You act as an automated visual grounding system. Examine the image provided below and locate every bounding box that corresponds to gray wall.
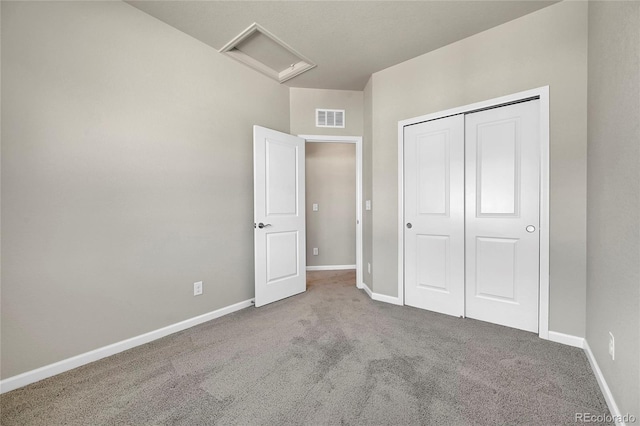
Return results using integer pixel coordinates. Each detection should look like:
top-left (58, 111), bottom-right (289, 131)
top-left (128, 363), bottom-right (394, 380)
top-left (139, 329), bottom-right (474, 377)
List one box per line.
top-left (1, 1), bottom-right (290, 379)
top-left (586, 1), bottom-right (640, 418)
top-left (290, 88), bottom-right (363, 136)
top-left (370, 1), bottom-right (589, 337)
top-left (363, 79), bottom-right (373, 287)
top-left (305, 143), bottom-right (356, 267)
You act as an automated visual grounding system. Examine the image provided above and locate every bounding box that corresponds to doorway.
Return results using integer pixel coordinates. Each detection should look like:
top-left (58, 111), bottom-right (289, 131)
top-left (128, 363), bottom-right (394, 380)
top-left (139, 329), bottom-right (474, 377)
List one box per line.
top-left (299, 135), bottom-right (363, 288)
top-left (397, 87), bottom-right (550, 337)
top-left (253, 129), bottom-right (363, 307)
top-left (305, 143), bottom-right (356, 269)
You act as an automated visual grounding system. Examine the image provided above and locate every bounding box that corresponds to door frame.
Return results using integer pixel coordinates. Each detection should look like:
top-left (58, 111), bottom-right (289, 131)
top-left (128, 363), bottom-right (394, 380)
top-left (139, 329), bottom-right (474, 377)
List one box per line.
top-left (396, 86), bottom-right (550, 339)
top-left (299, 134), bottom-right (364, 289)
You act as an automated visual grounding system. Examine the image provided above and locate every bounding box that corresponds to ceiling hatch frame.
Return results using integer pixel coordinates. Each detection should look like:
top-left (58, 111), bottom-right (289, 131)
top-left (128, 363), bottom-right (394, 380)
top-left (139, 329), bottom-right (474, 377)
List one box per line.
top-left (219, 23), bottom-right (316, 84)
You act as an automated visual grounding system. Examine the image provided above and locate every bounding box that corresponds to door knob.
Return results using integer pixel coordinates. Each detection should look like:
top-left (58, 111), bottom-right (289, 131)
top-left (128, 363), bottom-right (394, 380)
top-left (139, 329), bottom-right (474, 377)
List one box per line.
top-left (406, 223), bottom-right (412, 229)
top-left (258, 223), bottom-right (272, 229)
top-left (526, 225), bottom-right (536, 233)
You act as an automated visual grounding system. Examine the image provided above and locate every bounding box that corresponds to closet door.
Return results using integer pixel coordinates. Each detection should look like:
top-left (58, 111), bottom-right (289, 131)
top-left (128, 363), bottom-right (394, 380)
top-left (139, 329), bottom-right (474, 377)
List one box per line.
top-left (465, 100), bottom-right (540, 332)
top-left (404, 115), bottom-right (464, 317)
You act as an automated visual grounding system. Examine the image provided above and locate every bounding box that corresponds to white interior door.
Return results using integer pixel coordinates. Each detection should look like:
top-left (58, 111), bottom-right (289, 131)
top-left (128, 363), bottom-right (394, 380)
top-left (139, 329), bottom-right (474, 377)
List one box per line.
top-left (404, 115), bottom-right (465, 317)
top-left (465, 100), bottom-right (540, 332)
top-left (254, 125), bottom-right (306, 307)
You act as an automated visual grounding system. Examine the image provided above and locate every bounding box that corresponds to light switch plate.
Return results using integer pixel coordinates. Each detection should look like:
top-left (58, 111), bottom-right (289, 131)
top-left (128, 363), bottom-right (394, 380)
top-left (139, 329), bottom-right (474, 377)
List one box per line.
top-left (313, 203), bottom-right (319, 211)
top-left (366, 200), bottom-right (371, 211)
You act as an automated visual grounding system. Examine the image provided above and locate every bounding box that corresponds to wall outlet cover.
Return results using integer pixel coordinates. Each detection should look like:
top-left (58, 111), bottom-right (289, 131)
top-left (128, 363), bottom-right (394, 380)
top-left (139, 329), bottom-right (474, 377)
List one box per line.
top-left (194, 281), bottom-right (203, 296)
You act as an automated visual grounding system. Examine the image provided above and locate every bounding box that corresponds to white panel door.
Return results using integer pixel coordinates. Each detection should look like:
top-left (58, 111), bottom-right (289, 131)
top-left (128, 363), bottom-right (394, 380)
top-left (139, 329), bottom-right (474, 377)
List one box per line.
top-left (254, 125), bottom-right (306, 307)
top-left (404, 115), bottom-right (465, 317)
top-left (465, 100), bottom-right (540, 332)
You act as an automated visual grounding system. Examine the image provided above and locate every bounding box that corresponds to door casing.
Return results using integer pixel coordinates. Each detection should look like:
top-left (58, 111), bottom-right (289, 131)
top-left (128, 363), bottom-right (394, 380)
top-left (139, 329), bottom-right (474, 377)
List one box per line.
top-left (397, 86), bottom-right (550, 339)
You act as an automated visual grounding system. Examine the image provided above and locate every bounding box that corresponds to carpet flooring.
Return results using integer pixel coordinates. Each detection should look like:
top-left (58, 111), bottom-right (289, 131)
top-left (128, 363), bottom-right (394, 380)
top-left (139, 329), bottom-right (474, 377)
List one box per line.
top-left (1, 270), bottom-right (611, 425)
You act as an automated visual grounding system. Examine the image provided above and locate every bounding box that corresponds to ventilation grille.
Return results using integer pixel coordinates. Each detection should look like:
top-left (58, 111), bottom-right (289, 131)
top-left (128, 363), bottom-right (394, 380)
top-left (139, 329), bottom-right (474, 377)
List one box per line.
top-left (316, 109), bottom-right (345, 128)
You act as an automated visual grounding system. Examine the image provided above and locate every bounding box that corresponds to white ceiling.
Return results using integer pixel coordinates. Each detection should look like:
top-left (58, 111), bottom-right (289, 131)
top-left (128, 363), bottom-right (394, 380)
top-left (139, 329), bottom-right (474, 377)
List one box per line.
top-left (127, 1), bottom-right (558, 91)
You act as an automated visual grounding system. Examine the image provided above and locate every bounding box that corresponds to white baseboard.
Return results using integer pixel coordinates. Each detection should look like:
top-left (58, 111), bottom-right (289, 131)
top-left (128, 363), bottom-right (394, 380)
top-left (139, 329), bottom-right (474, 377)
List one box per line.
top-left (360, 282), bottom-right (403, 306)
top-left (548, 331), bottom-right (585, 348)
top-left (0, 298), bottom-right (254, 394)
top-left (372, 292), bottom-right (403, 306)
top-left (306, 265), bottom-right (356, 271)
top-left (361, 282), bottom-right (373, 298)
top-left (583, 340), bottom-right (626, 426)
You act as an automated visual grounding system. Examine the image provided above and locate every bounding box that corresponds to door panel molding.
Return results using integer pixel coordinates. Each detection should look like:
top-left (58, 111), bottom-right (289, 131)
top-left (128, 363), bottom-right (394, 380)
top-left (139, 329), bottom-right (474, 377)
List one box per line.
top-left (416, 130), bottom-right (450, 216)
top-left (397, 86), bottom-right (550, 339)
top-left (266, 139), bottom-right (299, 216)
top-left (476, 118), bottom-right (521, 217)
top-left (416, 234), bottom-right (450, 292)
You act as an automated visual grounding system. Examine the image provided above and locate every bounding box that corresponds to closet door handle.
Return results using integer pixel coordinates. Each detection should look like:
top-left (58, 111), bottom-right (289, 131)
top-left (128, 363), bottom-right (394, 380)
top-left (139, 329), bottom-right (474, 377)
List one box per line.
top-left (406, 223), bottom-right (412, 229)
top-left (526, 225), bottom-right (536, 233)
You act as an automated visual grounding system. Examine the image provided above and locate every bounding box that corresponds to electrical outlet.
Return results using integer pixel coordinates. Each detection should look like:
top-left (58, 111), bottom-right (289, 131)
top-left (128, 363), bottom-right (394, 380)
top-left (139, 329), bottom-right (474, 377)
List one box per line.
top-left (194, 281), bottom-right (203, 296)
top-left (313, 248), bottom-right (319, 256)
top-left (366, 200), bottom-right (371, 211)
top-left (608, 332), bottom-right (615, 360)
top-left (368, 262), bottom-right (371, 274)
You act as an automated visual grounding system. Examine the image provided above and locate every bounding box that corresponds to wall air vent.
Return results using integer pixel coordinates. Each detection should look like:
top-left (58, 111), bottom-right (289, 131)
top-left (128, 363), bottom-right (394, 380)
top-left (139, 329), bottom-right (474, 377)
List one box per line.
top-left (316, 109), bottom-right (345, 128)
top-left (219, 23), bottom-right (316, 84)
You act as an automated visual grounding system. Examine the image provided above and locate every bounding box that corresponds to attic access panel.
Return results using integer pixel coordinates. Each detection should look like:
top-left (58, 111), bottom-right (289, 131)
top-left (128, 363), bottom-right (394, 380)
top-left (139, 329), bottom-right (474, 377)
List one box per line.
top-left (220, 23), bottom-right (316, 84)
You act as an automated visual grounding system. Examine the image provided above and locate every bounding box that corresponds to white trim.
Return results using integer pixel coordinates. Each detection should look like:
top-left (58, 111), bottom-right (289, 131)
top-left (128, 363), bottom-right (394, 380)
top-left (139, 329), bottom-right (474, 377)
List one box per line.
top-left (359, 280), bottom-right (403, 307)
top-left (397, 119), bottom-right (405, 306)
top-left (0, 299), bottom-right (254, 394)
top-left (397, 87), bottom-right (546, 128)
top-left (547, 331), bottom-right (584, 348)
top-left (362, 282), bottom-right (373, 298)
top-left (538, 87), bottom-right (551, 340)
top-left (397, 86), bottom-right (551, 339)
top-left (299, 135), bottom-right (364, 290)
top-left (584, 341), bottom-right (626, 426)
top-left (372, 293), bottom-right (403, 306)
top-left (306, 264), bottom-right (356, 271)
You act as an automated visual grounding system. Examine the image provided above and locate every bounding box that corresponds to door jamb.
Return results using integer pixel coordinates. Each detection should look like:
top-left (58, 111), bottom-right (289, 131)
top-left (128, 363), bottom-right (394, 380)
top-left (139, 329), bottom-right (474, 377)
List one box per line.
top-left (396, 86), bottom-right (550, 340)
top-left (299, 135), bottom-right (364, 289)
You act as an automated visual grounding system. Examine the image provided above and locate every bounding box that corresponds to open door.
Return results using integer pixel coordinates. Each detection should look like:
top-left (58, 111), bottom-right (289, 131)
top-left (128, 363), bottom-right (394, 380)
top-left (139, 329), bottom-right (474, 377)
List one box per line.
top-left (253, 125), bottom-right (306, 307)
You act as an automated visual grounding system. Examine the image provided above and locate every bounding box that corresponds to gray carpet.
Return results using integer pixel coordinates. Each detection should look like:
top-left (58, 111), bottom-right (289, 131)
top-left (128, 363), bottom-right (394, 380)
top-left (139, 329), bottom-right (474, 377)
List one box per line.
top-left (1, 270), bottom-right (610, 425)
